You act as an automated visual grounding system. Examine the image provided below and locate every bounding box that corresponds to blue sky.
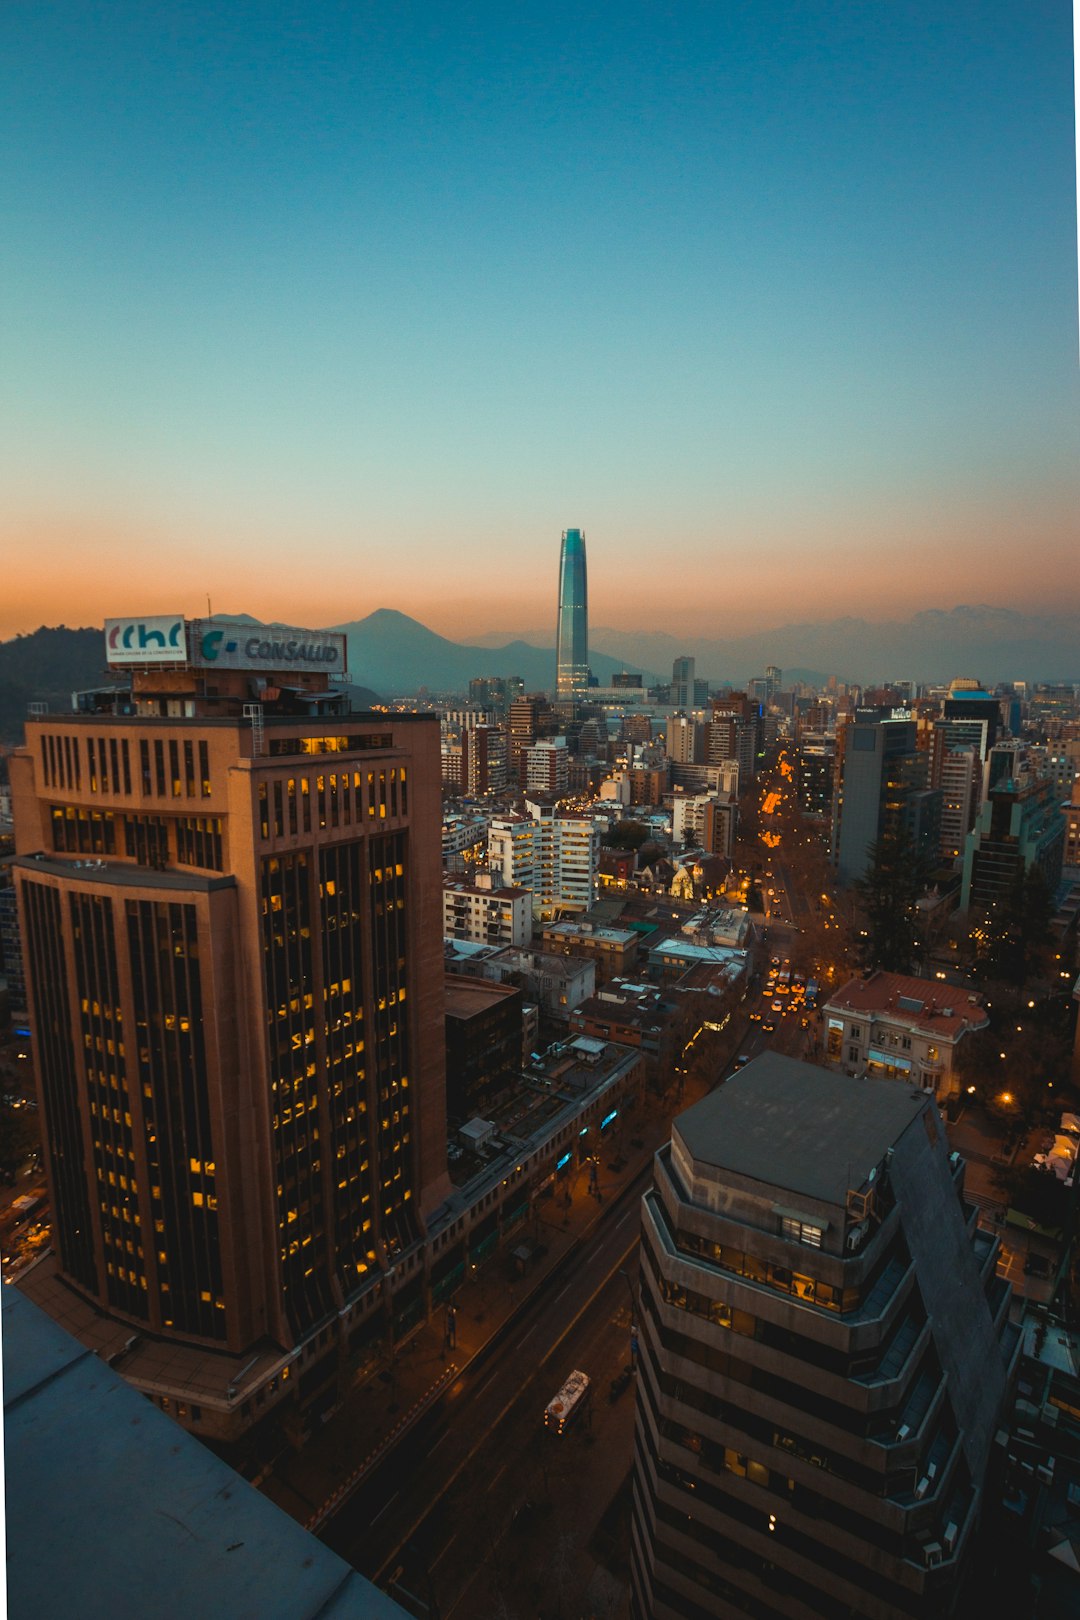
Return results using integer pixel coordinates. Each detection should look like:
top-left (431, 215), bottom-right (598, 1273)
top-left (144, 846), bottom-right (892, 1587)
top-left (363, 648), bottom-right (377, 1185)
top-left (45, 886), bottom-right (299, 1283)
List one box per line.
top-left (2, 1), bottom-right (1077, 640)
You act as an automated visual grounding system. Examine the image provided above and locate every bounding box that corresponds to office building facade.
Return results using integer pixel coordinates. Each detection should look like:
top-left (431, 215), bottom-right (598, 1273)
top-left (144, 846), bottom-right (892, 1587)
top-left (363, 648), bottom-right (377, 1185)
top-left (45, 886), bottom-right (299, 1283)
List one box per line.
top-left (555, 527), bottom-right (589, 702)
top-left (832, 712), bottom-right (939, 885)
top-left (631, 1055), bottom-right (1015, 1620)
top-left (10, 619), bottom-right (450, 1437)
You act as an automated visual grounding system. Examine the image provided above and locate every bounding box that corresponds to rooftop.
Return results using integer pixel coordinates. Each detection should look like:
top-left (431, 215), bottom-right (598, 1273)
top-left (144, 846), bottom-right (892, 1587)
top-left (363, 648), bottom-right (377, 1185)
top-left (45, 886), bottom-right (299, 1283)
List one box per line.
top-left (674, 1053), bottom-right (929, 1207)
top-left (824, 971), bottom-right (989, 1035)
top-left (3, 1288), bottom-right (405, 1620)
top-left (444, 975), bottom-right (521, 1020)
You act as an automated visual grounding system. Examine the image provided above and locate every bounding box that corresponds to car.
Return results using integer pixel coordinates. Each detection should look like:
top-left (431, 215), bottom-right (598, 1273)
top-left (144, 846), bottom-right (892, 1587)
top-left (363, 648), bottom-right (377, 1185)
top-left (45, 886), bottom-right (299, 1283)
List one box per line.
top-left (771, 1000), bottom-right (783, 1013)
top-left (761, 1020), bottom-right (775, 1033)
top-left (749, 1009), bottom-right (761, 1022)
top-left (770, 956), bottom-right (780, 968)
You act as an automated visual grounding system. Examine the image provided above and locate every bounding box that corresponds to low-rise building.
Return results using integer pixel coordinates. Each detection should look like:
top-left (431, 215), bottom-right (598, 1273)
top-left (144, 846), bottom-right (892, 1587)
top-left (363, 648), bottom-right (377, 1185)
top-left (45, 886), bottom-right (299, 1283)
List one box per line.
top-left (570, 980), bottom-right (679, 1091)
top-left (443, 870), bottom-right (531, 948)
top-left (821, 971), bottom-right (989, 1101)
top-left (540, 918), bottom-right (640, 984)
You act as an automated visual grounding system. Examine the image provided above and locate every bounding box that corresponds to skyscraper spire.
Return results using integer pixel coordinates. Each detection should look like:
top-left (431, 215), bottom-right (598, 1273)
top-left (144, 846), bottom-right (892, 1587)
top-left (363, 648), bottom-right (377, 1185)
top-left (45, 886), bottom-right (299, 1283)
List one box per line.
top-left (555, 527), bottom-right (588, 701)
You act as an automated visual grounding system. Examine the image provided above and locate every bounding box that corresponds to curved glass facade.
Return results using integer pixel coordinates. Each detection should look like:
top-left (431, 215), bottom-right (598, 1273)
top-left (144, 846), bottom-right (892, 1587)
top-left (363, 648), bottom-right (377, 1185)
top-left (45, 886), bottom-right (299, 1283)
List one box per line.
top-left (555, 527), bottom-right (589, 700)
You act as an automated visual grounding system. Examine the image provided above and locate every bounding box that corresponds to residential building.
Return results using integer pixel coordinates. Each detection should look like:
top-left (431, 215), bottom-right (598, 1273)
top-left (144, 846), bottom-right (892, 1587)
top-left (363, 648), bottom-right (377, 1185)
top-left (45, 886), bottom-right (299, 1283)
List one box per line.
top-left (570, 980), bottom-right (678, 1091)
top-left (631, 1055), bottom-right (1015, 1620)
top-left (555, 527), bottom-right (589, 702)
top-left (671, 791), bottom-right (737, 858)
top-left (821, 971), bottom-right (989, 1101)
top-left (540, 918), bottom-right (640, 984)
top-left (443, 869), bottom-right (531, 948)
top-left (708, 705), bottom-right (758, 783)
top-left (666, 714), bottom-right (706, 766)
top-left (525, 738), bottom-right (570, 795)
top-left (10, 616), bottom-right (450, 1440)
top-left (488, 798), bottom-right (598, 921)
top-left (441, 809), bottom-right (488, 871)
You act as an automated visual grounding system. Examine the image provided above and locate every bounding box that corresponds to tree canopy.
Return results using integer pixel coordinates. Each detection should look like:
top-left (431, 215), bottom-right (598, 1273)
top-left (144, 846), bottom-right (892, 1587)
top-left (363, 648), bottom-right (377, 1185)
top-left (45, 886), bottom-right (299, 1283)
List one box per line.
top-left (852, 826), bottom-right (934, 973)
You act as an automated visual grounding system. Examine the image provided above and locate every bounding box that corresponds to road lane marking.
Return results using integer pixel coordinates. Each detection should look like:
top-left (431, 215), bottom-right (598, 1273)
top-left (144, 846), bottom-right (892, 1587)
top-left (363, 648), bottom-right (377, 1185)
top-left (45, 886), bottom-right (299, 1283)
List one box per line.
top-left (371, 1490), bottom-right (400, 1526)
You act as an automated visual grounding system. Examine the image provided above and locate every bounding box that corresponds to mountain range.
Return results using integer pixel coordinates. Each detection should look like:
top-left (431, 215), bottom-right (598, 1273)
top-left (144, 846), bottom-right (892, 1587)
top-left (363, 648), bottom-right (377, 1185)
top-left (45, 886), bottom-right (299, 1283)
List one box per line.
top-left (475, 607), bottom-right (1080, 688)
top-left (2, 605), bottom-right (1076, 745)
top-left (333, 606), bottom-right (1079, 691)
top-left (327, 610), bottom-right (656, 692)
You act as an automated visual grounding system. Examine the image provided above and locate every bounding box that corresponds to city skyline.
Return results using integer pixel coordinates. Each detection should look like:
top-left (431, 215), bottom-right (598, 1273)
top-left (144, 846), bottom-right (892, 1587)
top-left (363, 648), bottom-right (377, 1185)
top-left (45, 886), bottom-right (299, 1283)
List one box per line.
top-left (3, 3), bottom-right (1078, 644)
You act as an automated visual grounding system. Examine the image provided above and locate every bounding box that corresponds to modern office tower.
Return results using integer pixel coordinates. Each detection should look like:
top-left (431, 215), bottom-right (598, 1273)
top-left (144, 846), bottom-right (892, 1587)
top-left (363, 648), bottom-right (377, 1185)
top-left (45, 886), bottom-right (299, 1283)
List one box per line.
top-left (9, 616), bottom-right (450, 1440)
top-left (765, 664), bottom-right (782, 701)
top-left (959, 748), bottom-right (1066, 914)
top-left (671, 658), bottom-right (696, 710)
top-left (555, 527), bottom-right (589, 702)
top-left (613, 672), bottom-right (644, 690)
top-left (832, 711), bottom-right (939, 885)
top-left (631, 1055), bottom-right (1014, 1620)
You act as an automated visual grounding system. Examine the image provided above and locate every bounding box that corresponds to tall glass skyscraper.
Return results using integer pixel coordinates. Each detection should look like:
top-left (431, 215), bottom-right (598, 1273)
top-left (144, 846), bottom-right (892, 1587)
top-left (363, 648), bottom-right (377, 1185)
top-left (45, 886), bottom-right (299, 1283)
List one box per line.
top-left (555, 527), bottom-right (589, 700)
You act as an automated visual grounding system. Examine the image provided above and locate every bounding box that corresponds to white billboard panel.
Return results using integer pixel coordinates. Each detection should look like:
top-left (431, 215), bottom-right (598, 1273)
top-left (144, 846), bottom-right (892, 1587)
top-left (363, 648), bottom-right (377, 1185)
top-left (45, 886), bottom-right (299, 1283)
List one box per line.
top-left (190, 620), bottom-right (347, 674)
top-left (105, 616), bottom-right (186, 665)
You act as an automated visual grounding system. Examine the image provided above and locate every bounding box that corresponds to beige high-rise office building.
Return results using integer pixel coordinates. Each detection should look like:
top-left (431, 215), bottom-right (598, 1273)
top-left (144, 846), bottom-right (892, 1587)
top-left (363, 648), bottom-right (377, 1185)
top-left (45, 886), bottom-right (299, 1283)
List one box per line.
top-left (10, 616), bottom-right (449, 1440)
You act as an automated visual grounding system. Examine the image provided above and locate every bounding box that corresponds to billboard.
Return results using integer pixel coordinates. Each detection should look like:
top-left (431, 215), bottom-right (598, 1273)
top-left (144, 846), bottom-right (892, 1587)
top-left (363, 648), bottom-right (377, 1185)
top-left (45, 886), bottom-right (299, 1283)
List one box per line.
top-left (105, 616), bottom-right (186, 665)
top-left (190, 620), bottom-right (347, 674)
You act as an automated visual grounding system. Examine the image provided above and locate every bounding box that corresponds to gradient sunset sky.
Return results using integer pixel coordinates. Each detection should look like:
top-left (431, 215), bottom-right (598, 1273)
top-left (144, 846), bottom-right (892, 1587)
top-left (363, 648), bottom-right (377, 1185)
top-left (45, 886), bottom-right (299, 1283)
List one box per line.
top-left (3, 2), bottom-right (1077, 644)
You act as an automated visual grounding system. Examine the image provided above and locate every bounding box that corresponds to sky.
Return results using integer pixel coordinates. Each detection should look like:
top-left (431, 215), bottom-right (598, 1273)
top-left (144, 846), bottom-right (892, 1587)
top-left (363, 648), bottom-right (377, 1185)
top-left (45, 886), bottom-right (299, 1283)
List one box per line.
top-left (2, 1), bottom-right (1077, 645)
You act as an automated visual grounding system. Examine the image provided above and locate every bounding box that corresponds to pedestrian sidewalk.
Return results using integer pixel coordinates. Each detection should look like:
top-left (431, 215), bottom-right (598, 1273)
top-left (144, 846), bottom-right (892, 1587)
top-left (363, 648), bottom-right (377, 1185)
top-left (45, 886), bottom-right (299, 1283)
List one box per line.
top-left (260, 1077), bottom-right (700, 1532)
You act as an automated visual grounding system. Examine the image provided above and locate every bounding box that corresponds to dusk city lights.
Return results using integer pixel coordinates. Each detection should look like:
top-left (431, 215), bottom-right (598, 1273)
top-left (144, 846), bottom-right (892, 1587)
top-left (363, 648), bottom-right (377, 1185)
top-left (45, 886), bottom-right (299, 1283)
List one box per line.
top-left (1, 5), bottom-right (1079, 1620)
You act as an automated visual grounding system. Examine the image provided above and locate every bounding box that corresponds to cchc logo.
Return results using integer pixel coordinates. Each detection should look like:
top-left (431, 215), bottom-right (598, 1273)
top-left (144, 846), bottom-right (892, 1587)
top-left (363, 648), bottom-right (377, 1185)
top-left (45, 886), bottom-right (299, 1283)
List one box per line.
top-left (105, 618), bottom-right (185, 661)
top-left (200, 629), bottom-right (238, 661)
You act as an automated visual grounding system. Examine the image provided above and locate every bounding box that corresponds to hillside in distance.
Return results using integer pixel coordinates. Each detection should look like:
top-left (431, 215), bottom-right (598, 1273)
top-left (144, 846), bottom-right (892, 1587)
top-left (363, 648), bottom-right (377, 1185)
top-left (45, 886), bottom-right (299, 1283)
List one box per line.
top-left (0, 625), bottom-right (381, 744)
top-left (0, 626), bottom-right (106, 743)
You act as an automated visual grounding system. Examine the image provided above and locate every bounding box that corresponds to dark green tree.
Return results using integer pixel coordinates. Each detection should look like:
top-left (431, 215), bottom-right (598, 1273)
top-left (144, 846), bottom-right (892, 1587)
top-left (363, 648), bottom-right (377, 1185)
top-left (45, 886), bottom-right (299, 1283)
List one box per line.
top-left (971, 866), bottom-right (1056, 990)
top-left (851, 826), bottom-right (934, 973)
top-left (604, 819), bottom-right (650, 852)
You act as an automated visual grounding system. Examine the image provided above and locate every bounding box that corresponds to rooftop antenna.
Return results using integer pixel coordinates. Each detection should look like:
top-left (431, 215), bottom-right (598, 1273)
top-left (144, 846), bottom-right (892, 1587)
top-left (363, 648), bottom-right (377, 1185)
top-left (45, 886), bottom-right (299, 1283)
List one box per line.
top-left (207, 593), bottom-right (212, 618)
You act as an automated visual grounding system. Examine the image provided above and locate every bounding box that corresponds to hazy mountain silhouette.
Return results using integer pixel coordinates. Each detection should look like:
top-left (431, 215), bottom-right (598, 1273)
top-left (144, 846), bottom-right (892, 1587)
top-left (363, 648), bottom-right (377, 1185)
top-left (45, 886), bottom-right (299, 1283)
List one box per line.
top-left (586, 606), bottom-right (1080, 686)
top-left (329, 609), bottom-right (656, 692)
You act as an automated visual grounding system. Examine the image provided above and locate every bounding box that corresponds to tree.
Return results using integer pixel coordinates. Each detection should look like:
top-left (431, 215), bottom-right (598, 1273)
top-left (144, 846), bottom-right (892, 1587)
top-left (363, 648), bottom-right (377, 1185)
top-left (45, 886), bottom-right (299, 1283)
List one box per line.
top-left (971, 866), bottom-right (1056, 991)
top-left (851, 827), bottom-right (934, 973)
top-left (604, 819), bottom-right (650, 852)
